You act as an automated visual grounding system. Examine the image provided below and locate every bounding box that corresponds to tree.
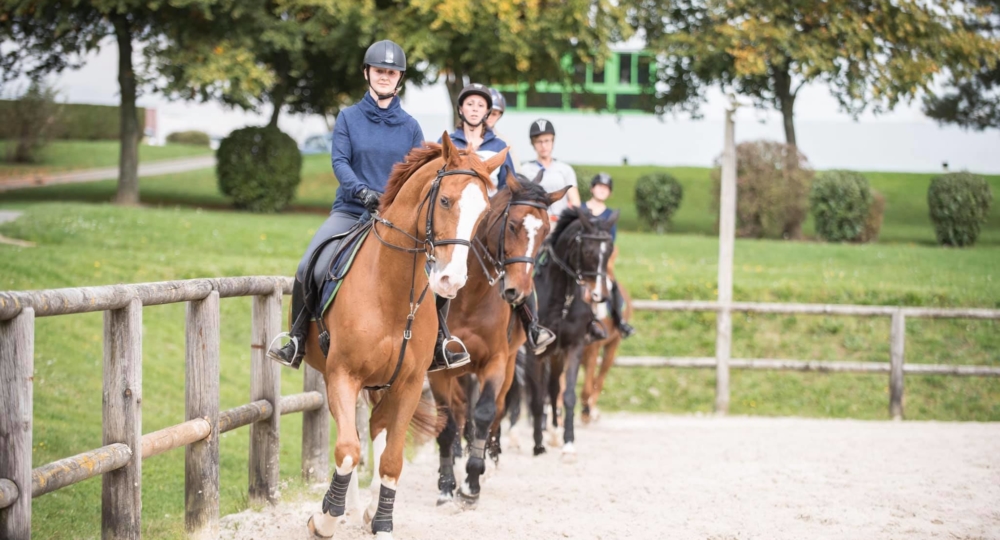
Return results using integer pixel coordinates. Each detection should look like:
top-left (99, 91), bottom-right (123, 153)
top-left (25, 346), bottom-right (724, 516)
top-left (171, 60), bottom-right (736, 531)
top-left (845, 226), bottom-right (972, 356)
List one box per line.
top-left (0, 0), bottom-right (230, 205)
top-left (393, 0), bottom-right (631, 126)
top-left (146, 0), bottom-right (386, 129)
top-left (923, 0), bottom-right (1000, 130)
top-left (629, 0), bottom-right (1000, 147)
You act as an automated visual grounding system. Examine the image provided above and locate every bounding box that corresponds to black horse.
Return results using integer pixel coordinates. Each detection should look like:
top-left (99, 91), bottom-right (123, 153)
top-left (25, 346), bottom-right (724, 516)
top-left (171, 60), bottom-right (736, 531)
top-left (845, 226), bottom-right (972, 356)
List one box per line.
top-left (515, 206), bottom-right (618, 458)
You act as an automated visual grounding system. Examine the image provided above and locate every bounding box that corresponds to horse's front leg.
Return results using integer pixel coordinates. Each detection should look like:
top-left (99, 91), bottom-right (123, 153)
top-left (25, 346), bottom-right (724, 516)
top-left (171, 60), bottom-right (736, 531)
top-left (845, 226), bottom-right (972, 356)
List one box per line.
top-left (561, 344), bottom-right (585, 461)
top-left (364, 375), bottom-right (426, 540)
top-left (580, 340), bottom-right (601, 424)
top-left (428, 372), bottom-right (458, 506)
top-left (308, 373), bottom-right (361, 538)
top-left (459, 353), bottom-right (506, 506)
top-left (525, 350), bottom-right (547, 456)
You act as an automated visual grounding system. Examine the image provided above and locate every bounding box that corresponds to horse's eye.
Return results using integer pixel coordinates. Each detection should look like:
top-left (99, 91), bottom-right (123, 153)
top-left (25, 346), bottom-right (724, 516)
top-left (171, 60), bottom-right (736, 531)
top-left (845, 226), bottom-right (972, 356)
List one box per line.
top-left (508, 222), bottom-right (517, 233)
top-left (440, 196), bottom-right (451, 209)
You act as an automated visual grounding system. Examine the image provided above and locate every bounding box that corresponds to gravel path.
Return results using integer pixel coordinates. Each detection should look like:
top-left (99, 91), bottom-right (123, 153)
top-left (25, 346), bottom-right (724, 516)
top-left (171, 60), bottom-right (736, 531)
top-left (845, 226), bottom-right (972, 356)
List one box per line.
top-left (0, 155), bottom-right (215, 192)
top-left (220, 413), bottom-right (1000, 540)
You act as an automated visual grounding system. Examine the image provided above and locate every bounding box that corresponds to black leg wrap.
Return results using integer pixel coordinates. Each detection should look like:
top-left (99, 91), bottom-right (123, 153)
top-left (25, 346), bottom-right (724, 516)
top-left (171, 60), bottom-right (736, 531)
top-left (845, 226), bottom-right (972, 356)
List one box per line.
top-left (371, 485), bottom-right (396, 534)
top-left (487, 433), bottom-right (502, 464)
top-left (465, 438), bottom-right (487, 495)
top-left (438, 457), bottom-right (456, 495)
top-left (321, 471), bottom-right (351, 517)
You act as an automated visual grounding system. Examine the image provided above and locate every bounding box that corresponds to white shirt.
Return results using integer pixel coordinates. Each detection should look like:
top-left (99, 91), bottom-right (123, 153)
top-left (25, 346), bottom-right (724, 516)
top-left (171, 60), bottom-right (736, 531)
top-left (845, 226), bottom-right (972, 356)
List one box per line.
top-left (521, 159), bottom-right (577, 219)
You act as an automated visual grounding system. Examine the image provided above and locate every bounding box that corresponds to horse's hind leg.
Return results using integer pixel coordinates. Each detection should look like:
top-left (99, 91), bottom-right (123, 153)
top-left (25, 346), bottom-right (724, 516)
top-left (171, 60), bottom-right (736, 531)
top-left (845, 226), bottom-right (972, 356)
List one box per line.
top-left (308, 372), bottom-right (361, 538)
top-left (546, 354), bottom-right (564, 448)
top-left (592, 336), bottom-right (621, 421)
top-left (580, 341), bottom-right (601, 424)
top-left (561, 345), bottom-right (584, 460)
top-left (459, 353), bottom-right (508, 505)
top-left (428, 373), bottom-right (457, 506)
top-left (525, 351), bottom-right (547, 456)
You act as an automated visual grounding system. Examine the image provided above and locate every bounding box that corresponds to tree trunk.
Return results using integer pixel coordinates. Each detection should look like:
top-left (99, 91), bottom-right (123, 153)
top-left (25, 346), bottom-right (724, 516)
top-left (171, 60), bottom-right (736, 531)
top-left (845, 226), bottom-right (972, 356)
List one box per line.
top-left (773, 65), bottom-right (797, 147)
top-left (268, 84), bottom-right (286, 129)
top-left (445, 69), bottom-right (466, 130)
top-left (113, 15), bottom-right (140, 206)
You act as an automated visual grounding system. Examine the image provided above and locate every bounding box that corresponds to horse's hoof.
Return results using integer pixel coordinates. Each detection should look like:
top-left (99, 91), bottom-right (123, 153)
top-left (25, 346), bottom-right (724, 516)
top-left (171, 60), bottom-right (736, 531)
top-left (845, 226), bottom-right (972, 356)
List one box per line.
top-left (592, 407), bottom-right (601, 422)
top-left (457, 489), bottom-right (479, 508)
top-left (533, 445), bottom-right (546, 456)
top-left (374, 532), bottom-right (394, 540)
top-left (436, 491), bottom-right (454, 506)
top-left (308, 513), bottom-right (343, 538)
top-left (363, 507), bottom-right (375, 526)
top-left (547, 430), bottom-right (562, 448)
top-left (562, 442), bottom-right (577, 463)
top-left (581, 413), bottom-right (591, 425)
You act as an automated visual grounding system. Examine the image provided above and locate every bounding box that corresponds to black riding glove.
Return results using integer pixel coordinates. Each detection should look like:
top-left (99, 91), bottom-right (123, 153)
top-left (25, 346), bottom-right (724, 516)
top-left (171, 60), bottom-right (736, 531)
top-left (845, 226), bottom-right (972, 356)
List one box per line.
top-left (356, 188), bottom-right (383, 213)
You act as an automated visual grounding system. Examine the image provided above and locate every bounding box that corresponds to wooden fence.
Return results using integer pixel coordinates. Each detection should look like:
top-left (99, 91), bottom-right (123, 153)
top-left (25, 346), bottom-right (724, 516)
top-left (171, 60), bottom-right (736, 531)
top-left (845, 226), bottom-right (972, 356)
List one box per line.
top-left (0, 276), bottom-right (333, 540)
top-left (616, 300), bottom-right (1000, 419)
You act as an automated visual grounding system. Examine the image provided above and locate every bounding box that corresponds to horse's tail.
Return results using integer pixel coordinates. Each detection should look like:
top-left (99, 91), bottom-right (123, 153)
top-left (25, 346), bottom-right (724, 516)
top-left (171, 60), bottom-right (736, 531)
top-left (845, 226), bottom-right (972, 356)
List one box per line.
top-left (364, 385), bottom-right (445, 445)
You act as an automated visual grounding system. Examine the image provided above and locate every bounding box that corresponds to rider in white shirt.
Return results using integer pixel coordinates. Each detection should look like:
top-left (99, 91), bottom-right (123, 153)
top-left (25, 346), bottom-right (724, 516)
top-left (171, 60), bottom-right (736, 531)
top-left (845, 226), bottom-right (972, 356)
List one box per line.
top-left (521, 118), bottom-right (581, 221)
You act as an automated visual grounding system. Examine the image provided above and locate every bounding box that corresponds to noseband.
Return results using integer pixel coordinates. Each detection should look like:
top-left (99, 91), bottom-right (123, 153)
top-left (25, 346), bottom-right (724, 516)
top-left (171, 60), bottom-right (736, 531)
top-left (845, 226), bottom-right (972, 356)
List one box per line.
top-left (472, 195), bottom-right (549, 288)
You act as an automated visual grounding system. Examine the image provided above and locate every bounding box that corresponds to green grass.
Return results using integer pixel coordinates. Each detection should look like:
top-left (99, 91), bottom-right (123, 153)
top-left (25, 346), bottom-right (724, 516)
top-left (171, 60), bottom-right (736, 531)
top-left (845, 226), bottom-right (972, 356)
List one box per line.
top-left (0, 140), bottom-right (213, 179)
top-left (5, 155), bottom-right (997, 247)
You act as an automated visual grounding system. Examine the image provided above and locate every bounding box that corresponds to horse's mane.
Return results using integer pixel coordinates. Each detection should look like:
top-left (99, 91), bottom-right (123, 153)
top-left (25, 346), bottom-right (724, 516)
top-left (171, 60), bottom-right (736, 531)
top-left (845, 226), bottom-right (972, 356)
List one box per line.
top-left (550, 205), bottom-right (584, 246)
top-left (381, 143), bottom-right (491, 209)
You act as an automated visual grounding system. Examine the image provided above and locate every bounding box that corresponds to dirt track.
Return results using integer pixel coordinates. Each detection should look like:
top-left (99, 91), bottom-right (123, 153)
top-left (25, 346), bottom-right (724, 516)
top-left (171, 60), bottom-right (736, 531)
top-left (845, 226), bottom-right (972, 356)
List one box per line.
top-left (221, 413), bottom-right (1000, 540)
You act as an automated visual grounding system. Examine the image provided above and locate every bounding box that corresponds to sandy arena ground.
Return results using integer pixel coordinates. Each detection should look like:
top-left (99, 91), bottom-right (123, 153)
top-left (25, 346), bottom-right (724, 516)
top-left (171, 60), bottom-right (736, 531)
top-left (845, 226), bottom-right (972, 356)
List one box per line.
top-left (220, 413), bottom-right (1000, 540)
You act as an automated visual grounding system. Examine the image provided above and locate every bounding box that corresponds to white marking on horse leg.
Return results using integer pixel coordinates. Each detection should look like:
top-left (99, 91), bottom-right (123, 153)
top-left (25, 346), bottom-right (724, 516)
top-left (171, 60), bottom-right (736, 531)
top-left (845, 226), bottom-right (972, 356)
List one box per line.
top-left (346, 461), bottom-right (361, 520)
top-left (522, 213), bottom-right (543, 274)
top-left (381, 475), bottom-right (398, 490)
top-left (336, 455), bottom-right (354, 475)
top-left (366, 429), bottom-right (387, 519)
top-left (430, 184), bottom-right (488, 297)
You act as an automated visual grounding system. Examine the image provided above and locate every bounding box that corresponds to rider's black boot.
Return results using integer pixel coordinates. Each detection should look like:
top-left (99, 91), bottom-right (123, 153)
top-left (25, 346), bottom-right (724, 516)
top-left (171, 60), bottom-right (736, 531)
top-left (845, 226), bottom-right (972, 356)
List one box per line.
top-left (515, 294), bottom-right (556, 355)
top-left (268, 279), bottom-right (309, 369)
top-left (428, 296), bottom-right (471, 372)
top-left (609, 280), bottom-right (636, 339)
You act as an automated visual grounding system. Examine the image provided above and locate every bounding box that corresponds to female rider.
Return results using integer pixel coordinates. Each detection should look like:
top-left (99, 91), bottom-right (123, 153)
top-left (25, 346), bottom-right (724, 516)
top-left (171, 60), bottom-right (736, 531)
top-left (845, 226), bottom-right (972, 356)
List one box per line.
top-left (268, 40), bottom-right (461, 372)
top-left (438, 84), bottom-right (555, 355)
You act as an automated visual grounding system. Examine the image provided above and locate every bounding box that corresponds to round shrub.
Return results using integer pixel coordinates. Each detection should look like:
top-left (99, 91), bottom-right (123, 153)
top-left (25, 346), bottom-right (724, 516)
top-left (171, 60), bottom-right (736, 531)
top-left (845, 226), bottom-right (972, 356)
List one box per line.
top-left (927, 172), bottom-right (993, 247)
top-left (166, 130), bottom-right (210, 147)
top-left (634, 172), bottom-right (684, 233)
top-left (216, 126), bottom-right (302, 213)
top-left (860, 190), bottom-right (885, 243)
top-left (711, 141), bottom-right (812, 239)
top-left (809, 170), bottom-right (874, 242)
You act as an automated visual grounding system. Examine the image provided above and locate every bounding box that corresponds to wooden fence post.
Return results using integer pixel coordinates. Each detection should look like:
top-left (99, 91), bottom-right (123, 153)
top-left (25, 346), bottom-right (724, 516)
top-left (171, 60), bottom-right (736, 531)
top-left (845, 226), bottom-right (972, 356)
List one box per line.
top-left (715, 102), bottom-right (738, 414)
top-left (249, 287), bottom-right (282, 504)
top-left (1, 308), bottom-right (34, 540)
top-left (185, 292), bottom-right (220, 538)
top-left (301, 365), bottom-right (329, 483)
top-left (890, 310), bottom-right (906, 420)
top-left (103, 298), bottom-right (142, 540)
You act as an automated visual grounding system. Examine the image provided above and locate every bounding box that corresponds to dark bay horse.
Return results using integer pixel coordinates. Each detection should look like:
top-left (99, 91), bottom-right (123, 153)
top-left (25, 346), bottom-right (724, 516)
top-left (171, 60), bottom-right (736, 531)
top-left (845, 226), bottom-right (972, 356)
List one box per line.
top-left (581, 248), bottom-right (634, 424)
top-left (306, 133), bottom-right (506, 539)
top-left (521, 207), bottom-right (618, 459)
top-left (429, 173), bottom-right (569, 506)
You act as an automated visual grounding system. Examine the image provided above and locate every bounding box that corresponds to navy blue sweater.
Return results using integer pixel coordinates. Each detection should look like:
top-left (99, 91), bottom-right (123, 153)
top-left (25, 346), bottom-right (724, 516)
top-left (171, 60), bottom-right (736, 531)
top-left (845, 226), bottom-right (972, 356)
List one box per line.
top-left (439, 128), bottom-right (514, 190)
top-left (331, 92), bottom-right (424, 216)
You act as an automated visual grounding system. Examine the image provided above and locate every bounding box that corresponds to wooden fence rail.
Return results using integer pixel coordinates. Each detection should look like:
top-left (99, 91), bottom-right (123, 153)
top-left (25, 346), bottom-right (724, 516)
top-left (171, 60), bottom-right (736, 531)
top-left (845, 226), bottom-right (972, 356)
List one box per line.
top-left (618, 300), bottom-right (1000, 420)
top-left (0, 276), bottom-right (340, 540)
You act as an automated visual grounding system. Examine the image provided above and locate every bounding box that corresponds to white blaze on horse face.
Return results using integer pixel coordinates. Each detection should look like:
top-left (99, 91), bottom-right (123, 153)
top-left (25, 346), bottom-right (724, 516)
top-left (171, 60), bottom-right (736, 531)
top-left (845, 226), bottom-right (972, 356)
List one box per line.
top-left (592, 241), bottom-right (608, 301)
top-left (430, 183), bottom-right (487, 298)
top-left (522, 213), bottom-right (543, 274)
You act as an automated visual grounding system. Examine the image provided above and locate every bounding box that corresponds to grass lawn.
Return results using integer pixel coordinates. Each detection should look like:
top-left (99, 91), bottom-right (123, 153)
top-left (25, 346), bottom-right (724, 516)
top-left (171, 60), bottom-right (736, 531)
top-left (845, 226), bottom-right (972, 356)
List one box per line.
top-left (1, 157), bottom-right (998, 537)
top-left (4, 154), bottom-right (997, 247)
top-left (0, 140), bottom-right (213, 180)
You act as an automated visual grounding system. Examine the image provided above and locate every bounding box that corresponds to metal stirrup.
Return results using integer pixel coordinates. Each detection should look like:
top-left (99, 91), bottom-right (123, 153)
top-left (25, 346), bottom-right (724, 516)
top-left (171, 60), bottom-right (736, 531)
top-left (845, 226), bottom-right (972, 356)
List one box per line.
top-left (441, 336), bottom-right (470, 367)
top-left (267, 332), bottom-right (299, 367)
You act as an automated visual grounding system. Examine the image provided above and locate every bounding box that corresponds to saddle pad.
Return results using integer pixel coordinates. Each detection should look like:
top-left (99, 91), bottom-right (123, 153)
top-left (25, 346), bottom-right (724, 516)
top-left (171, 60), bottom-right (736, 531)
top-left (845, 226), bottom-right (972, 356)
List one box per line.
top-left (316, 227), bottom-right (371, 318)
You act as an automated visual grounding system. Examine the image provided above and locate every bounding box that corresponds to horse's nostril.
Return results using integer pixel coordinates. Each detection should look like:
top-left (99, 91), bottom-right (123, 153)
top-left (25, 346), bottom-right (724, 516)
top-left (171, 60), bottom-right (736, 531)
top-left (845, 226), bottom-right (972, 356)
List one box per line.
top-left (502, 288), bottom-right (519, 303)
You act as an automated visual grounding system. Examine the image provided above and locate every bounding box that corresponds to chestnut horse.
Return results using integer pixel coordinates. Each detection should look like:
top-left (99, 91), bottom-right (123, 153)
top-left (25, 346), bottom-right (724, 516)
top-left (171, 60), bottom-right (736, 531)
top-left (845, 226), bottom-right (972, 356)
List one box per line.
top-left (429, 173), bottom-right (569, 506)
top-left (580, 249), bottom-right (634, 424)
top-left (306, 133), bottom-right (505, 539)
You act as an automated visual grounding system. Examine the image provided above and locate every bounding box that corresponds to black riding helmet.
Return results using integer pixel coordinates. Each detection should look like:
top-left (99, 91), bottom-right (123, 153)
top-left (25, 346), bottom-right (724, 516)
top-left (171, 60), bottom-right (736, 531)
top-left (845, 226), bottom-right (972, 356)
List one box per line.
top-left (362, 40), bottom-right (406, 100)
top-left (529, 118), bottom-right (555, 139)
top-left (591, 172), bottom-right (613, 191)
top-left (489, 87), bottom-right (506, 114)
top-left (457, 83), bottom-right (493, 128)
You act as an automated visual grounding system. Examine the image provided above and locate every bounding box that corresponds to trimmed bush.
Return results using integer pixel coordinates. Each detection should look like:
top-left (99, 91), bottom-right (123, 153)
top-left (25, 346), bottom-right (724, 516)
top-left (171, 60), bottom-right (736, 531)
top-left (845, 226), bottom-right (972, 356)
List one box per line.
top-left (634, 172), bottom-right (684, 233)
top-left (216, 126), bottom-right (302, 213)
top-left (861, 190), bottom-right (885, 243)
top-left (166, 130), bottom-right (210, 147)
top-left (711, 141), bottom-right (812, 239)
top-left (0, 100), bottom-right (143, 140)
top-left (1, 82), bottom-right (62, 163)
top-left (809, 170), bottom-right (874, 242)
top-left (927, 172), bottom-right (993, 247)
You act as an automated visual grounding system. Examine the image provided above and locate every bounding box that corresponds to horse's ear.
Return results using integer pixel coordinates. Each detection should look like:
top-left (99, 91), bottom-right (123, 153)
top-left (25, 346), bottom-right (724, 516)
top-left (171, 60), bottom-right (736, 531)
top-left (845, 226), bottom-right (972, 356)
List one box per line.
top-left (483, 147), bottom-right (509, 174)
top-left (547, 185), bottom-right (571, 206)
top-left (604, 209), bottom-right (621, 227)
top-left (441, 131), bottom-right (460, 167)
top-left (506, 170), bottom-right (522, 192)
top-left (578, 207), bottom-right (597, 232)
top-left (532, 170), bottom-right (544, 184)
